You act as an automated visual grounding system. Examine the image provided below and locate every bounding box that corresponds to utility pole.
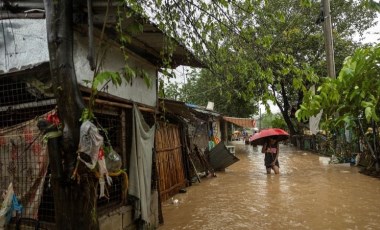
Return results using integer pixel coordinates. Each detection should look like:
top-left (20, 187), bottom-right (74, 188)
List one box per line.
top-left (322, 0), bottom-right (336, 78)
top-left (259, 107), bottom-right (261, 131)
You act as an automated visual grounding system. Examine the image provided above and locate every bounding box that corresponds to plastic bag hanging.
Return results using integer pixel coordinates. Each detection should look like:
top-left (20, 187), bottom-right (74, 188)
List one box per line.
top-left (0, 182), bottom-right (14, 229)
top-left (77, 120), bottom-right (112, 198)
top-left (97, 147), bottom-right (112, 198)
top-left (77, 120), bottom-right (103, 169)
top-left (105, 147), bottom-right (122, 173)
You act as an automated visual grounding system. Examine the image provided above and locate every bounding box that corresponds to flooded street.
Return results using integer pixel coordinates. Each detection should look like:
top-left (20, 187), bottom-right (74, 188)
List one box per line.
top-left (159, 142), bottom-right (380, 230)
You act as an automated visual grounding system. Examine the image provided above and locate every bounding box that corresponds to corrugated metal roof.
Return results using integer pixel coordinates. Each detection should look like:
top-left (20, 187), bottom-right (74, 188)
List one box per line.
top-left (185, 103), bottom-right (221, 117)
top-left (159, 99), bottom-right (201, 122)
top-left (160, 99), bottom-right (221, 122)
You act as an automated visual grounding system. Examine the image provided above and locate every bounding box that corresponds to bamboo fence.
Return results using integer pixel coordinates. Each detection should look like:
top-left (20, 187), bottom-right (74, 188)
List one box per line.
top-left (155, 122), bottom-right (186, 201)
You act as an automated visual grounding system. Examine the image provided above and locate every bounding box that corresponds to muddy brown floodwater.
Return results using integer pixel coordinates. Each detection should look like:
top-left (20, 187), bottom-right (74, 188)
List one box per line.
top-left (158, 142), bottom-right (380, 230)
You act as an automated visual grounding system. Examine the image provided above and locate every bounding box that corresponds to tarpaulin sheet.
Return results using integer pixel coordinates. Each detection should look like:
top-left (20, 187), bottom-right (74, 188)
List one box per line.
top-left (223, 117), bottom-right (256, 128)
top-left (128, 104), bottom-right (155, 223)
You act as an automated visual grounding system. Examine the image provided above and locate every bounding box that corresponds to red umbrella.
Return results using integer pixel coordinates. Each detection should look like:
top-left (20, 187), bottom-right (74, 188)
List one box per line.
top-left (250, 128), bottom-right (289, 146)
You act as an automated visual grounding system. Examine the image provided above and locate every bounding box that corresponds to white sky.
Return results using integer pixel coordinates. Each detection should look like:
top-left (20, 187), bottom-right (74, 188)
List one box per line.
top-left (357, 13), bottom-right (380, 44)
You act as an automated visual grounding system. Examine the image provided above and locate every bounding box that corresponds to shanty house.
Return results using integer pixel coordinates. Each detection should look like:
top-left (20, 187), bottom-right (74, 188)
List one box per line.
top-left (0, 1), bottom-right (201, 229)
top-left (156, 99), bottom-right (222, 201)
top-left (156, 99), bottom-right (241, 205)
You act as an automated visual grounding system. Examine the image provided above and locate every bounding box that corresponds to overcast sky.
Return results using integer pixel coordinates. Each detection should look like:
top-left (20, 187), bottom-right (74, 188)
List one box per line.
top-left (357, 13), bottom-right (380, 43)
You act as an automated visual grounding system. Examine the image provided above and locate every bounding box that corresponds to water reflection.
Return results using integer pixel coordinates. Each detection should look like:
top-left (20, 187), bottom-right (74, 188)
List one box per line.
top-left (159, 142), bottom-right (380, 230)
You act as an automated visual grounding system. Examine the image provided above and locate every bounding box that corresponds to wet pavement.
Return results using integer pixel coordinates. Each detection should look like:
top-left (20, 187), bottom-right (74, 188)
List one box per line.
top-left (158, 141), bottom-right (380, 230)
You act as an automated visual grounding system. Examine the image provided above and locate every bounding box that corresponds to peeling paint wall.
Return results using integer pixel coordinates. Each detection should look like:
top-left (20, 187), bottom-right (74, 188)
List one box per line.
top-left (0, 19), bottom-right (49, 74)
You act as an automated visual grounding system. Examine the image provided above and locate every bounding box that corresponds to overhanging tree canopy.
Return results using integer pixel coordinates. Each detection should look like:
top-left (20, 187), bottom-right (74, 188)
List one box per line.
top-left (137, 0), bottom-right (377, 134)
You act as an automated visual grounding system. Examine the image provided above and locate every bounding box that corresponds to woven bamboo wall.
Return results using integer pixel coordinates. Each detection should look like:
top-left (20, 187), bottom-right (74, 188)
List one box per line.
top-left (155, 122), bottom-right (186, 201)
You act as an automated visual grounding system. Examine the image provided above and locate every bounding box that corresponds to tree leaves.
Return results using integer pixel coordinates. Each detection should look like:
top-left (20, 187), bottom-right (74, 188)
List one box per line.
top-left (93, 71), bottom-right (122, 90)
top-left (124, 0), bottom-right (377, 133)
top-left (364, 0), bottom-right (380, 11)
top-left (300, 0), bottom-right (312, 8)
top-left (296, 44), bottom-right (380, 125)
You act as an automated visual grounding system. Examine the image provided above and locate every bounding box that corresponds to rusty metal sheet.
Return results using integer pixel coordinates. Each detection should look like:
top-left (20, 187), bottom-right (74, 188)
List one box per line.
top-left (208, 142), bottom-right (239, 171)
top-left (159, 99), bottom-right (201, 122)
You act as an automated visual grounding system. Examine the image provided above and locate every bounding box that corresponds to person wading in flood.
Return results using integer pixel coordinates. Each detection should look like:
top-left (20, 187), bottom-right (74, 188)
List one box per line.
top-left (262, 137), bottom-right (280, 174)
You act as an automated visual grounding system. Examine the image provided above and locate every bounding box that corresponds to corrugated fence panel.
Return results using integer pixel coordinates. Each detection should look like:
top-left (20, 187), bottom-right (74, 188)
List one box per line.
top-left (208, 142), bottom-right (240, 171)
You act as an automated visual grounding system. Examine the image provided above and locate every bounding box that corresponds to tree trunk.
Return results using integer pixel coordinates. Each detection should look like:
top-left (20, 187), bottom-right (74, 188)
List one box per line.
top-left (44, 0), bottom-right (99, 229)
top-left (273, 82), bottom-right (298, 135)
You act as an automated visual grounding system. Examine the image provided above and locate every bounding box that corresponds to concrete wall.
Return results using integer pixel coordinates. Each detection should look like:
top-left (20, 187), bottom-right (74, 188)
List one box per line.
top-left (99, 191), bottom-right (159, 230)
top-left (73, 32), bottom-right (158, 107)
top-left (99, 206), bottom-right (135, 230)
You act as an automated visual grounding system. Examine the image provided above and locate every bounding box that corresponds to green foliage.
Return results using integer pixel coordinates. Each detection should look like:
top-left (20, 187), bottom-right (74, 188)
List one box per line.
top-left (162, 81), bottom-right (182, 100)
top-left (81, 69), bottom-right (138, 122)
top-left (296, 45), bottom-right (380, 127)
top-left (300, 0), bottom-right (312, 8)
top-left (163, 68), bottom-right (258, 117)
top-left (81, 71), bottom-right (122, 121)
top-left (365, 0), bottom-right (380, 11)
top-left (80, 108), bottom-right (91, 122)
top-left (93, 71), bottom-right (122, 89)
top-left (260, 113), bottom-right (288, 130)
top-left (123, 65), bottom-right (136, 82)
top-left (272, 114), bottom-right (288, 130)
top-left (141, 69), bottom-right (152, 88)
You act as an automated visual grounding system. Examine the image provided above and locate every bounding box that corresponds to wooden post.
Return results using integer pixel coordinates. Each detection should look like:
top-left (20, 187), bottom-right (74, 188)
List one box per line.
top-left (121, 109), bottom-right (127, 169)
top-left (323, 0), bottom-right (336, 78)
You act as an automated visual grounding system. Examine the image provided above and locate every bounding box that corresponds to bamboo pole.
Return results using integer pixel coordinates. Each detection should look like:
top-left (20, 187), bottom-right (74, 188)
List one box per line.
top-left (82, 96), bottom-right (155, 113)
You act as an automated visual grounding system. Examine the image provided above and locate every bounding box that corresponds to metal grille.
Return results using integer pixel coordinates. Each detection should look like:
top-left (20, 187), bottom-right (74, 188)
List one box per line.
top-left (94, 111), bottom-right (124, 212)
top-left (0, 74), bottom-right (132, 224)
top-left (0, 76), bottom-right (56, 127)
top-left (37, 173), bottom-right (54, 223)
top-left (0, 74), bottom-right (55, 222)
top-left (38, 108), bottom-right (127, 222)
